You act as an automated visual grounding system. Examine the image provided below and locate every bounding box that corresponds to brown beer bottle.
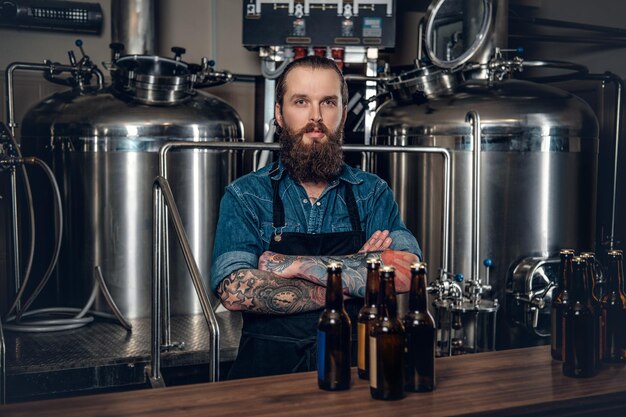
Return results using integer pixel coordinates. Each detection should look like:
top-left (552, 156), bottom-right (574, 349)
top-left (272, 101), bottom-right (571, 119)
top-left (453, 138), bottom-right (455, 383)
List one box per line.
top-left (551, 249), bottom-right (574, 360)
top-left (317, 262), bottom-right (351, 390)
top-left (357, 258), bottom-right (380, 379)
top-left (580, 252), bottom-right (603, 365)
top-left (562, 257), bottom-right (599, 378)
top-left (370, 266), bottom-right (405, 400)
top-left (601, 249), bottom-right (626, 362)
top-left (404, 262), bottom-right (436, 392)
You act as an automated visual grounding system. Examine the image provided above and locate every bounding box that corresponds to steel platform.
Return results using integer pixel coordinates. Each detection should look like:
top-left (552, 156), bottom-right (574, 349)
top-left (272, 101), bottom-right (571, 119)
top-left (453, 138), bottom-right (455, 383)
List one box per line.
top-left (4, 312), bottom-right (242, 403)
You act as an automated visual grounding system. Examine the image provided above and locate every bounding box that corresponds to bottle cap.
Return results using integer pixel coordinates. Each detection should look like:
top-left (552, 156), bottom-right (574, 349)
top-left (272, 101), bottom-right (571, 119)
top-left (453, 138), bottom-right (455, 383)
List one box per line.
top-left (559, 249), bottom-right (575, 255)
top-left (366, 257), bottom-right (381, 268)
top-left (327, 262), bottom-right (342, 272)
top-left (381, 265), bottom-right (395, 274)
top-left (410, 262), bottom-right (428, 273)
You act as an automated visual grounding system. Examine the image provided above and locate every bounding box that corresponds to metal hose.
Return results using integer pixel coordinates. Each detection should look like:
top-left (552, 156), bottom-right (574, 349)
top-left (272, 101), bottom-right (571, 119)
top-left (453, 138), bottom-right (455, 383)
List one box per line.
top-left (11, 157), bottom-right (63, 319)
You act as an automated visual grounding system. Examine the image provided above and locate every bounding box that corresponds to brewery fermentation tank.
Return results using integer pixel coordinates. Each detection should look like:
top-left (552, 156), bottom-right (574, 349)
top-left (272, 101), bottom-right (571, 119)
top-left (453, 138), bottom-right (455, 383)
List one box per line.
top-left (20, 54), bottom-right (244, 318)
top-left (373, 78), bottom-right (598, 346)
top-left (372, 0), bottom-right (599, 348)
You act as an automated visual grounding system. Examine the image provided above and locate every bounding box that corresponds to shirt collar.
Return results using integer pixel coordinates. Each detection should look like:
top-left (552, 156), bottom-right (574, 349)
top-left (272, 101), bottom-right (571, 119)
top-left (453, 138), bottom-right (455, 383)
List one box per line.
top-left (270, 159), bottom-right (363, 185)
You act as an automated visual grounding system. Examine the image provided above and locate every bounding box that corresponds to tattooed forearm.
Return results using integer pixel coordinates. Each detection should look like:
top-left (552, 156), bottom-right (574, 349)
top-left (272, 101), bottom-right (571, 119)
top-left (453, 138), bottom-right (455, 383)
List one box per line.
top-left (217, 269), bottom-right (325, 314)
top-left (258, 251), bottom-right (382, 298)
top-left (258, 250), bottom-right (419, 296)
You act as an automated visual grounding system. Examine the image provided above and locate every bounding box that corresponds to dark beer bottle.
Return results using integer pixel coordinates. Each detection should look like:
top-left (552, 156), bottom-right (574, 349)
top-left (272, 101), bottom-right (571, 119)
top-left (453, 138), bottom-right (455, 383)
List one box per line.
top-left (370, 266), bottom-right (405, 400)
top-left (562, 257), bottom-right (599, 378)
top-left (580, 252), bottom-right (603, 365)
top-left (551, 249), bottom-right (574, 360)
top-left (404, 262), bottom-right (436, 392)
top-left (357, 258), bottom-right (380, 379)
top-left (317, 262), bottom-right (351, 390)
top-left (601, 249), bottom-right (626, 362)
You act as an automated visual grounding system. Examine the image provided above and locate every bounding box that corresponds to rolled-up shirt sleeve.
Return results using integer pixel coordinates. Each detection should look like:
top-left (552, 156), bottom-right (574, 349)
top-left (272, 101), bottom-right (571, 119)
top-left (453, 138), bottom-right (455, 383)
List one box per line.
top-left (210, 186), bottom-right (262, 293)
top-left (367, 178), bottom-right (423, 260)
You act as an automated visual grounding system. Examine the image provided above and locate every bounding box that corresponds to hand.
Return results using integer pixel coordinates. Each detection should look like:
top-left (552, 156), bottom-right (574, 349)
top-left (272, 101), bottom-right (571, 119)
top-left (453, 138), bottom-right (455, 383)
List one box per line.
top-left (381, 249), bottom-right (419, 293)
top-left (359, 230), bottom-right (392, 253)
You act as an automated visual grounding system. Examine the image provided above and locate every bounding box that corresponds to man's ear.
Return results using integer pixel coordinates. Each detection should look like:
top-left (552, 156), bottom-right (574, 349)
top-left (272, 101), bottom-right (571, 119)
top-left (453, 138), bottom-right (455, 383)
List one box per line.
top-left (275, 103), bottom-right (284, 128)
top-left (341, 105), bottom-right (348, 127)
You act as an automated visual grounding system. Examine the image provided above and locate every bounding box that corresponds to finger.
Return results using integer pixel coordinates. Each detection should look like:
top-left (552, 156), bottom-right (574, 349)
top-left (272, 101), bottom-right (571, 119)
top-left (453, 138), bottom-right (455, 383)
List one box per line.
top-left (381, 236), bottom-right (392, 249)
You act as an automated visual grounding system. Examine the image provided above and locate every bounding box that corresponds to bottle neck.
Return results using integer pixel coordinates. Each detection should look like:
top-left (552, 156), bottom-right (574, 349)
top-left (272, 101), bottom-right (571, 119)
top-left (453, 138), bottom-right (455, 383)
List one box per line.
top-left (409, 271), bottom-right (428, 312)
top-left (583, 261), bottom-right (596, 304)
top-left (569, 263), bottom-right (587, 303)
top-left (606, 256), bottom-right (624, 294)
top-left (377, 275), bottom-right (398, 318)
top-left (364, 267), bottom-right (380, 307)
top-left (326, 271), bottom-right (344, 310)
top-left (558, 256), bottom-right (573, 294)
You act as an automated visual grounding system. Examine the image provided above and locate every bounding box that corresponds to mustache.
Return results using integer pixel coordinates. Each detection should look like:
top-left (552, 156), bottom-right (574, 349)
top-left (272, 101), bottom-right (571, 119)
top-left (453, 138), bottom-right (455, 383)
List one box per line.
top-left (295, 122), bottom-right (331, 138)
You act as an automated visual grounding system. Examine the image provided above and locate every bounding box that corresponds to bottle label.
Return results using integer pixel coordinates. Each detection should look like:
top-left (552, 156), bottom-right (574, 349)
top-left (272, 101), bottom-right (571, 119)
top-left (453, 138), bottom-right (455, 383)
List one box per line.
top-left (358, 323), bottom-right (366, 371)
top-left (369, 335), bottom-right (377, 389)
top-left (317, 330), bottom-right (326, 380)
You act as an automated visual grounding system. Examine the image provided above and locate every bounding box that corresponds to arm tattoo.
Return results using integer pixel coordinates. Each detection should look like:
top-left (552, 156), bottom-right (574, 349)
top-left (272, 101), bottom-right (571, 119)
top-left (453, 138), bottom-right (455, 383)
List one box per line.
top-left (261, 251), bottom-right (382, 298)
top-left (217, 269), bottom-right (325, 314)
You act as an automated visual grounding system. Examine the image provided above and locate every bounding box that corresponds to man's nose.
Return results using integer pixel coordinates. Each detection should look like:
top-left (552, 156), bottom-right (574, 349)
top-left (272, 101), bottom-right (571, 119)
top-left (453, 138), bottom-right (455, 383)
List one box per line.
top-left (309, 105), bottom-right (322, 122)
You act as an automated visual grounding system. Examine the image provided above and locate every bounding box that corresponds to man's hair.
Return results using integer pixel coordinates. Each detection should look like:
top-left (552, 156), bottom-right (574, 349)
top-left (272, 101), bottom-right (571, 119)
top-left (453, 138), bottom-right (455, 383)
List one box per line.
top-left (274, 55), bottom-right (349, 109)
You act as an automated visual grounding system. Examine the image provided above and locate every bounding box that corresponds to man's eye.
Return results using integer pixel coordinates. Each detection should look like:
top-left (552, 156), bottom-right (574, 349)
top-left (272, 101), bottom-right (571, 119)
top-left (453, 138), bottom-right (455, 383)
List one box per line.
top-left (323, 100), bottom-right (337, 106)
top-left (294, 99), bottom-right (306, 105)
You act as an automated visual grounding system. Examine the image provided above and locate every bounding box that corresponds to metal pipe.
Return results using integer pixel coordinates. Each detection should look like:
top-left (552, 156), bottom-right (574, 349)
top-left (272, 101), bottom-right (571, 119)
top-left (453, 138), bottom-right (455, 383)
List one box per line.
top-left (608, 75), bottom-right (622, 250)
top-left (586, 73), bottom-right (623, 250)
top-left (509, 34), bottom-right (626, 46)
top-left (10, 168), bottom-right (21, 315)
top-left (162, 209), bottom-right (171, 347)
top-left (151, 186), bottom-right (163, 383)
top-left (111, 0), bottom-right (156, 55)
top-left (151, 141), bottom-right (452, 382)
top-left (158, 141), bottom-right (451, 275)
top-left (417, 17), bottom-right (425, 63)
top-left (6, 62), bottom-right (53, 136)
top-left (153, 176), bottom-right (221, 382)
top-left (466, 111), bottom-right (482, 283)
top-left (510, 16), bottom-right (626, 37)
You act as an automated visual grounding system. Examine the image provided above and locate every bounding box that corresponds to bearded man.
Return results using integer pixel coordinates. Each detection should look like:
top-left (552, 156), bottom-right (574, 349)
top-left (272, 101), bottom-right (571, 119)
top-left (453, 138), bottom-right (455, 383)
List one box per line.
top-left (211, 55), bottom-right (421, 379)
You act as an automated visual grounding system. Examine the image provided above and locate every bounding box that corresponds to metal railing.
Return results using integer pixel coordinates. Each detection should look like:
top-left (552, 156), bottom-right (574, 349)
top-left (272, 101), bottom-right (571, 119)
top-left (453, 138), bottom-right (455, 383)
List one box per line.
top-left (149, 141), bottom-right (452, 385)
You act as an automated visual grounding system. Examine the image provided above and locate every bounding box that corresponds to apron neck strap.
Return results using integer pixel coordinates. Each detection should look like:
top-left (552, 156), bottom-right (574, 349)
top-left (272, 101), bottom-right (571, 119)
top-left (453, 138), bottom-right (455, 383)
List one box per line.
top-left (271, 164), bottom-right (362, 232)
top-left (270, 162), bottom-right (285, 228)
top-left (343, 182), bottom-right (361, 232)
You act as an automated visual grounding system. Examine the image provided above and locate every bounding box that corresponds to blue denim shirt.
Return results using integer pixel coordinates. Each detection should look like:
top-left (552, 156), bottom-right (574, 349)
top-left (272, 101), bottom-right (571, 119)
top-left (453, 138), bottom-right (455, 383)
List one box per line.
top-left (210, 161), bottom-right (421, 292)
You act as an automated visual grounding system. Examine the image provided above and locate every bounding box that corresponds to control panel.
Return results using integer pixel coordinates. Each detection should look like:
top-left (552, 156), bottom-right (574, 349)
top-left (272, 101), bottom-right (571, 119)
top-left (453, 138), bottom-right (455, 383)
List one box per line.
top-left (243, 0), bottom-right (396, 49)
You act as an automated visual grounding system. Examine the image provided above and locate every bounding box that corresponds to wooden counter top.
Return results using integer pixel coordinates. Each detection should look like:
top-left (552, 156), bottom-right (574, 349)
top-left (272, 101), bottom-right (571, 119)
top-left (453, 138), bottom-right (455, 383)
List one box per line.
top-left (2, 345), bottom-right (626, 417)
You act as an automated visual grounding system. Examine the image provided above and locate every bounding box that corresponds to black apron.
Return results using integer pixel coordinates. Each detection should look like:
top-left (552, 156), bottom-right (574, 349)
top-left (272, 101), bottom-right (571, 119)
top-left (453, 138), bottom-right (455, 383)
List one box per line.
top-left (227, 164), bottom-right (366, 379)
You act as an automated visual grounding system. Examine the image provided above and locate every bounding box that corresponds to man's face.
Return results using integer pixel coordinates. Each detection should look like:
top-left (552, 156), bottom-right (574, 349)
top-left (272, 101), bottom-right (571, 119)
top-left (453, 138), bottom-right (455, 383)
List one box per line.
top-left (275, 66), bottom-right (346, 144)
top-left (275, 66), bottom-right (346, 183)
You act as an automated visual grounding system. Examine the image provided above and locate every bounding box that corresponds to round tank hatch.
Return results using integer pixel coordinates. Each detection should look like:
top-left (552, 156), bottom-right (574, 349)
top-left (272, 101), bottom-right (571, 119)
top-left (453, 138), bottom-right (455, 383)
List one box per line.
top-left (111, 55), bottom-right (193, 105)
top-left (424, 0), bottom-right (495, 69)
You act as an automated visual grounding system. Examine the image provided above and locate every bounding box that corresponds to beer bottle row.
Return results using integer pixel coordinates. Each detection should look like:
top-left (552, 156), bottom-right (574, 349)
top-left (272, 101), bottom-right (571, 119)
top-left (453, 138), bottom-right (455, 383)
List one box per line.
top-left (550, 249), bottom-right (626, 378)
top-left (317, 259), bottom-right (436, 401)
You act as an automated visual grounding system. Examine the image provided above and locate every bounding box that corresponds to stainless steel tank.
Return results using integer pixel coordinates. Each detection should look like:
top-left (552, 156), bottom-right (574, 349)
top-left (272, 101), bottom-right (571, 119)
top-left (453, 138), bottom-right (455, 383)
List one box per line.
top-left (20, 54), bottom-right (244, 318)
top-left (373, 78), bottom-right (599, 346)
top-left (372, 0), bottom-right (599, 348)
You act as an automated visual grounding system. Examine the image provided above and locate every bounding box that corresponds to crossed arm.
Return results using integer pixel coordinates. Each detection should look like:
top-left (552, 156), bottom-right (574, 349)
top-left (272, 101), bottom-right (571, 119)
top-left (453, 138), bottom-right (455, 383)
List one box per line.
top-left (217, 230), bottom-right (418, 314)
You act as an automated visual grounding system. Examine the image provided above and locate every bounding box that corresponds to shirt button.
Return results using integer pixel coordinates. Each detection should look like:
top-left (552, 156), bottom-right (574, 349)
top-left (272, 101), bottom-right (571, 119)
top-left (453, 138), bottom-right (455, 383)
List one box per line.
top-left (316, 202), bottom-right (321, 206)
top-left (303, 199), bottom-right (308, 204)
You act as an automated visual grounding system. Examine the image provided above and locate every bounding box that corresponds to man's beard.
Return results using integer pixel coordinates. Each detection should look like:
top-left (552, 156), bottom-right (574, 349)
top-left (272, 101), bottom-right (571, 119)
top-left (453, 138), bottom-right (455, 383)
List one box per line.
top-left (279, 121), bottom-right (344, 183)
